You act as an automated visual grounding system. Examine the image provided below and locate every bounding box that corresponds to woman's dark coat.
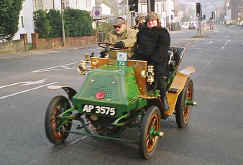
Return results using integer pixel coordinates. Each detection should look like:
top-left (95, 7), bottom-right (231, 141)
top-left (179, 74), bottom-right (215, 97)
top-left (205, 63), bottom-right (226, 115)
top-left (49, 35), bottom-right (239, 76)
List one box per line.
top-left (132, 25), bottom-right (171, 76)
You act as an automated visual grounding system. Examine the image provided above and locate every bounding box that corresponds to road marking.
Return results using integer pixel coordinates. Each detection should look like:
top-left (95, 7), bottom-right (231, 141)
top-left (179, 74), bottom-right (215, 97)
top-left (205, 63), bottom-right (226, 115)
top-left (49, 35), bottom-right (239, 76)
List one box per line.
top-left (32, 62), bottom-right (76, 73)
top-left (0, 79), bottom-right (46, 89)
top-left (24, 159), bottom-right (38, 165)
top-left (0, 82), bottom-right (58, 100)
top-left (0, 82), bottom-right (23, 89)
top-left (221, 40), bottom-right (231, 49)
top-left (191, 47), bottom-right (202, 50)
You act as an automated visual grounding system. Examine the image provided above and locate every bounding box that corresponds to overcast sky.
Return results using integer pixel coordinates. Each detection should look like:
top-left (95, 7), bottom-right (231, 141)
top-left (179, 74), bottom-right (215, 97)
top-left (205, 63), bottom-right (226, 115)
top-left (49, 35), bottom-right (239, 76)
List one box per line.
top-left (178, 0), bottom-right (225, 16)
top-left (178, 0), bottom-right (224, 8)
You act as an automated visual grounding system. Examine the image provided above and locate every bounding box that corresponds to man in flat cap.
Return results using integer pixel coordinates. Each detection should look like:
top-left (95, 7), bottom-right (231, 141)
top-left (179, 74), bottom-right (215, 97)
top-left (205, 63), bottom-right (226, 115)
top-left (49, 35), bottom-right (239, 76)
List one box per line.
top-left (132, 12), bottom-right (171, 112)
top-left (100, 17), bottom-right (137, 58)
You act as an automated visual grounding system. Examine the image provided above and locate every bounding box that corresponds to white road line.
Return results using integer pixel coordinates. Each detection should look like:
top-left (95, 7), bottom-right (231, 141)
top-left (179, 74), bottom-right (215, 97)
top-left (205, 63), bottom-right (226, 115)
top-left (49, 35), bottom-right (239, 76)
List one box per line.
top-left (21, 79), bottom-right (46, 86)
top-left (0, 82), bottom-right (23, 89)
top-left (0, 82), bottom-right (58, 100)
top-left (32, 62), bottom-right (76, 73)
top-left (221, 40), bottom-right (231, 49)
top-left (0, 79), bottom-right (46, 89)
top-left (209, 41), bottom-right (213, 44)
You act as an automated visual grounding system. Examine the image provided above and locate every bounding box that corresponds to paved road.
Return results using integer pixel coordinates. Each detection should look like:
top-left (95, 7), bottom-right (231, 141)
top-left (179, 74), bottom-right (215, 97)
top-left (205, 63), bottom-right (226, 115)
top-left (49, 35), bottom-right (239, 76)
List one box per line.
top-left (0, 26), bottom-right (242, 165)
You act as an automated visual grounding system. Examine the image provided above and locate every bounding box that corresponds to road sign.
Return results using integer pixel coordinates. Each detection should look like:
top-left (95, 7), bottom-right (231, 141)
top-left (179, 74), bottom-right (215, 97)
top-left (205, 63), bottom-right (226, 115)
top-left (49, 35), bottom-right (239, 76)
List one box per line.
top-left (92, 6), bottom-right (102, 20)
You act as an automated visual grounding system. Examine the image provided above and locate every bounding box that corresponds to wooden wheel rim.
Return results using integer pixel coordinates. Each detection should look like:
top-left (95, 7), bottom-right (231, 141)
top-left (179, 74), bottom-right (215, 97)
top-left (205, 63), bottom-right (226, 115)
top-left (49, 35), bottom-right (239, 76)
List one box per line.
top-left (50, 105), bottom-right (65, 139)
top-left (184, 81), bottom-right (193, 123)
top-left (145, 113), bottom-right (160, 153)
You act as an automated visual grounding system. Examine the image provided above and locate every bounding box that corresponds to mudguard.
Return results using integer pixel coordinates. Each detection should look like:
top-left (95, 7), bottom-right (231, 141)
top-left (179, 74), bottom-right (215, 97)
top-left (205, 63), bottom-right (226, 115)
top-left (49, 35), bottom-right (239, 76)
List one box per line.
top-left (165, 66), bottom-right (195, 116)
top-left (48, 85), bottom-right (77, 100)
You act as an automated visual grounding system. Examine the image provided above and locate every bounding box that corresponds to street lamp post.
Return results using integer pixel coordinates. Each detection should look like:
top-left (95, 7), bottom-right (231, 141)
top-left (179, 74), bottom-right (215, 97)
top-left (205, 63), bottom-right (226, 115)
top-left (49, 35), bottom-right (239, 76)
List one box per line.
top-left (61, 0), bottom-right (66, 46)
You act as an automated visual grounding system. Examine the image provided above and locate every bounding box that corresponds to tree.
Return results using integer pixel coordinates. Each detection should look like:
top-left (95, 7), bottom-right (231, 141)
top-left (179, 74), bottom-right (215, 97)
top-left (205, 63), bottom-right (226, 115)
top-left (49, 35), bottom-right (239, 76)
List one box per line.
top-left (33, 10), bottom-right (50, 38)
top-left (64, 9), bottom-right (93, 37)
top-left (33, 9), bottom-right (94, 38)
top-left (0, 0), bottom-right (24, 41)
top-left (47, 9), bottom-right (62, 38)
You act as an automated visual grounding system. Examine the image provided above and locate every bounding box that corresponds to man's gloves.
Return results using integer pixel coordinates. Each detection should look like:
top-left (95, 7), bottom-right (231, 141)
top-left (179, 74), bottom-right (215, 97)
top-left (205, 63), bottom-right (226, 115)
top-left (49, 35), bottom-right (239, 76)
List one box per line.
top-left (100, 51), bottom-right (106, 58)
top-left (114, 41), bottom-right (125, 48)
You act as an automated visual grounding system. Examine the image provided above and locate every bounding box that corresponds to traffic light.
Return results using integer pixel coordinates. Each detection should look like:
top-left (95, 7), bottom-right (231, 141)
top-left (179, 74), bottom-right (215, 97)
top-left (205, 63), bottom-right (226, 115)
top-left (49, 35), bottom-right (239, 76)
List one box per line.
top-left (203, 14), bottom-right (206, 20)
top-left (128, 0), bottom-right (138, 12)
top-left (150, 0), bottom-right (155, 12)
top-left (146, 0), bottom-right (155, 12)
top-left (196, 2), bottom-right (201, 17)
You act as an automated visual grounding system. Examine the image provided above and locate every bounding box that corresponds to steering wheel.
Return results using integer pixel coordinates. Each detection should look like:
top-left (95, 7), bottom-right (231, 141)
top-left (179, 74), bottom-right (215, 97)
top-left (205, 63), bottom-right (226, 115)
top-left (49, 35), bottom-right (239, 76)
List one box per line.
top-left (97, 42), bottom-right (127, 50)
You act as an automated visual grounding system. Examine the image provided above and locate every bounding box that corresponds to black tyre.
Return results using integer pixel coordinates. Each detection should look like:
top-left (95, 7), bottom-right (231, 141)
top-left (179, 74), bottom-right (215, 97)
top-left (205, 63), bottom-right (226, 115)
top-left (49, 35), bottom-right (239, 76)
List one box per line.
top-left (140, 106), bottom-right (161, 160)
top-left (176, 78), bottom-right (194, 128)
top-left (45, 96), bottom-right (72, 145)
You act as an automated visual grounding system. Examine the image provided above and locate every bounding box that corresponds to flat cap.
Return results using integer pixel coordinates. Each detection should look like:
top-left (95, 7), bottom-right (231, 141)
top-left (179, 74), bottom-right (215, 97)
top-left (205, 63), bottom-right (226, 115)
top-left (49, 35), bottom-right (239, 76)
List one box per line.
top-left (111, 17), bottom-right (125, 26)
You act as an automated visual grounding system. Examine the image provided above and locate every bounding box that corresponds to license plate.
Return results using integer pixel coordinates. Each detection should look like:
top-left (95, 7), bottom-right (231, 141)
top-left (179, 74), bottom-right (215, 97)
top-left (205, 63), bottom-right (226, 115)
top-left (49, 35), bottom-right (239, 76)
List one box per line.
top-left (117, 52), bottom-right (127, 61)
top-left (83, 105), bottom-right (116, 116)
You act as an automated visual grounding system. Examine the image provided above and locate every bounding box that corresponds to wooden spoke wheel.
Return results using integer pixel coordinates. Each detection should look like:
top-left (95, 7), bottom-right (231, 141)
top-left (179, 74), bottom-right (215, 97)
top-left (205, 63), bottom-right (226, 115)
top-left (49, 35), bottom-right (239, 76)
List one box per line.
top-left (45, 96), bottom-right (72, 145)
top-left (176, 78), bottom-right (194, 128)
top-left (140, 106), bottom-right (161, 159)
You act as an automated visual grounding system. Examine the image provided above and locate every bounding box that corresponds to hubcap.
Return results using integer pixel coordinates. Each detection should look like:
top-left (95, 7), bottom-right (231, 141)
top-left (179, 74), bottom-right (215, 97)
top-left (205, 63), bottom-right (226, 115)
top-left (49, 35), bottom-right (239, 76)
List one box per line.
top-left (145, 113), bottom-right (160, 153)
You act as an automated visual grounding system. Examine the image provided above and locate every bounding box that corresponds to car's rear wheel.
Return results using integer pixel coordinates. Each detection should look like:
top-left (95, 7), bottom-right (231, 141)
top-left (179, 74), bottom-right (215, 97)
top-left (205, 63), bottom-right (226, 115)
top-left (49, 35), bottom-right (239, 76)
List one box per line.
top-left (140, 106), bottom-right (161, 159)
top-left (45, 96), bottom-right (72, 144)
top-left (176, 78), bottom-right (194, 128)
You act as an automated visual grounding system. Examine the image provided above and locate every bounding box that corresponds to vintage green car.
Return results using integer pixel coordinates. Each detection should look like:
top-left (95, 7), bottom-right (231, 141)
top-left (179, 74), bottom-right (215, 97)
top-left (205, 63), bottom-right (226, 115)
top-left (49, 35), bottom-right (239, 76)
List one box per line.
top-left (45, 44), bottom-right (196, 159)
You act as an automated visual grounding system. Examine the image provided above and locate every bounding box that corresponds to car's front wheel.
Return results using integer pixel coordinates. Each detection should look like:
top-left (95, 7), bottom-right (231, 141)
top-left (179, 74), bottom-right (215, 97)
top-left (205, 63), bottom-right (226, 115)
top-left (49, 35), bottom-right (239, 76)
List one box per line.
top-left (140, 106), bottom-right (161, 159)
top-left (45, 96), bottom-right (72, 145)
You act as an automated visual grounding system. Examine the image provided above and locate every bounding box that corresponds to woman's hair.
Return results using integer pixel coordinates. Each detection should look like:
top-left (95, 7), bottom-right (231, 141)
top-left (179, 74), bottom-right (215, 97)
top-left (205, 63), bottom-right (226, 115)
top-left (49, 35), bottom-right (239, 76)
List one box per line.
top-left (145, 12), bottom-right (161, 27)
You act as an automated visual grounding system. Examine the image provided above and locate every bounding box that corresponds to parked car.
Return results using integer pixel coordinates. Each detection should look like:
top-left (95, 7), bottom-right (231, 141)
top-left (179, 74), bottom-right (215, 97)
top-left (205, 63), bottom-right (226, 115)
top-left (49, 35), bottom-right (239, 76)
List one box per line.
top-left (188, 23), bottom-right (196, 30)
top-left (181, 22), bottom-right (189, 29)
top-left (240, 20), bottom-right (243, 27)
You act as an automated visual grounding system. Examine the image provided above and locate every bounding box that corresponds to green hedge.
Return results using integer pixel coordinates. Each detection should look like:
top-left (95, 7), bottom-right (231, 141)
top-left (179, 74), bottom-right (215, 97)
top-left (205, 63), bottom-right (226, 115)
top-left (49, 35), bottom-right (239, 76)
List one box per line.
top-left (47, 10), bottom-right (62, 38)
top-left (33, 9), bottom-right (94, 38)
top-left (33, 10), bottom-right (50, 38)
top-left (0, 0), bottom-right (24, 40)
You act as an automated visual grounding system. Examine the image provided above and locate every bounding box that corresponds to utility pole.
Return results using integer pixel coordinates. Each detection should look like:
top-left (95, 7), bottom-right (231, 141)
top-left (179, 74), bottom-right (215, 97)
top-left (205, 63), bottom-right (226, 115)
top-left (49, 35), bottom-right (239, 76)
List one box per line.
top-left (126, 0), bottom-right (131, 26)
top-left (126, 0), bottom-right (129, 20)
top-left (53, 0), bottom-right (55, 9)
top-left (61, 0), bottom-right (65, 46)
top-left (196, 2), bottom-right (202, 36)
top-left (147, 0), bottom-right (151, 13)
